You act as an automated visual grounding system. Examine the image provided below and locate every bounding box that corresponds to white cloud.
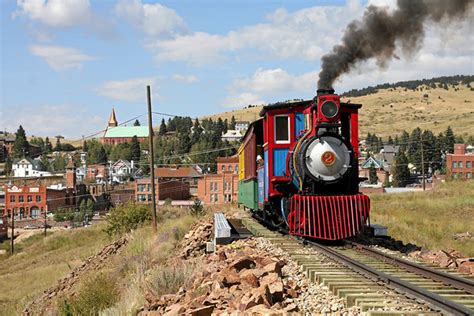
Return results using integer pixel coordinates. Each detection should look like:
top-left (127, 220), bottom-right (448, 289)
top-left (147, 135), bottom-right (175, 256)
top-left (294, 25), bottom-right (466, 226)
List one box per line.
top-left (222, 92), bottom-right (265, 109)
top-left (29, 45), bottom-right (95, 71)
top-left (132, 3), bottom-right (363, 65)
top-left (14, 0), bottom-right (91, 27)
top-left (97, 77), bottom-right (157, 102)
top-left (171, 74), bottom-right (199, 83)
top-left (2, 104), bottom-right (103, 138)
top-left (115, 0), bottom-right (188, 38)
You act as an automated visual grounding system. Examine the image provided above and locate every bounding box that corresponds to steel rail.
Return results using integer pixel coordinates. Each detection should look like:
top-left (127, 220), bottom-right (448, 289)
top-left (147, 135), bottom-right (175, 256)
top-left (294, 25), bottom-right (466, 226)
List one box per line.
top-left (305, 240), bottom-right (473, 315)
top-left (348, 241), bottom-right (474, 294)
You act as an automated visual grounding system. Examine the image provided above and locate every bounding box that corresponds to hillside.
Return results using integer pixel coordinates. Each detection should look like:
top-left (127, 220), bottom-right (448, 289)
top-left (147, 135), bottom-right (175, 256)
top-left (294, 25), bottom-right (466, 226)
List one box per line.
top-left (207, 80), bottom-right (474, 138)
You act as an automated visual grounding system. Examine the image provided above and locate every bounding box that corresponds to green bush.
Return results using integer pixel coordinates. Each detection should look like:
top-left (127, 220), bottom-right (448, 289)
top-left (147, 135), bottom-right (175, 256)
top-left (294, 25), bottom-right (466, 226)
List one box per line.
top-left (189, 199), bottom-right (205, 217)
top-left (59, 273), bottom-right (119, 315)
top-left (104, 202), bottom-right (151, 237)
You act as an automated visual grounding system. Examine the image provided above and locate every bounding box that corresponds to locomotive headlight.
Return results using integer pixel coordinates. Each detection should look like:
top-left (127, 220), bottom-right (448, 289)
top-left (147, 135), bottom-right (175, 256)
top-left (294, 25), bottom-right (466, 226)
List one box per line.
top-left (320, 101), bottom-right (339, 119)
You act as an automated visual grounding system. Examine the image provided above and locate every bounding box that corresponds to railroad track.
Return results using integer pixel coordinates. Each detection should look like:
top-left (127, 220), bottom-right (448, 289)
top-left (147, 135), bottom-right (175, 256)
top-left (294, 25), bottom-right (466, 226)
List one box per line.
top-left (240, 215), bottom-right (474, 315)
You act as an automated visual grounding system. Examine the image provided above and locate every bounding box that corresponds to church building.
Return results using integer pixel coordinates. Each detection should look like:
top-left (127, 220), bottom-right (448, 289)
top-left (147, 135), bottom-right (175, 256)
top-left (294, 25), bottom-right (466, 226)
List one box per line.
top-left (101, 108), bottom-right (149, 145)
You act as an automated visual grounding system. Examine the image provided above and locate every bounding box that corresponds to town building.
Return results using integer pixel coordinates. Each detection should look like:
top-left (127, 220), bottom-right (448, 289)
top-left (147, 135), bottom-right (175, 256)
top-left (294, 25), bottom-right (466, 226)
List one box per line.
top-left (135, 178), bottom-right (190, 203)
top-left (3, 184), bottom-right (75, 219)
top-left (446, 143), bottom-right (474, 180)
top-left (360, 157), bottom-right (390, 184)
top-left (110, 159), bottom-right (139, 183)
top-left (154, 166), bottom-right (203, 195)
top-left (86, 164), bottom-right (109, 183)
top-left (197, 156), bottom-right (239, 204)
top-left (101, 108), bottom-right (149, 145)
top-left (12, 157), bottom-right (52, 178)
top-left (0, 132), bottom-right (15, 158)
top-left (221, 130), bottom-right (242, 142)
top-left (235, 121), bottom-right (249, 132)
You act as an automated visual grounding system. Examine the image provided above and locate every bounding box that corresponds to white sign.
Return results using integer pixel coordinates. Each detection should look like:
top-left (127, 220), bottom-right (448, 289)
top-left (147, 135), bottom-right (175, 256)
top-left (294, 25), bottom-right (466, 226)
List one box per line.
top-left (29, 187), bottom-right (40, 193)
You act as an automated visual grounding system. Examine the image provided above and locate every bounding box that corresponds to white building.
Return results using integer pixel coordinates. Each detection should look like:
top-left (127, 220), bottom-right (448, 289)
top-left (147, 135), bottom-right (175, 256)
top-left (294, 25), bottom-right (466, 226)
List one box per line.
top-left (110, 159), bottom-right (138, 183)
top-left (235, 121), bottom-right (249, 132)
top-left (221, 130), bottom-right (242, 142)
top-left (12, 158), bottom-right (52, 178)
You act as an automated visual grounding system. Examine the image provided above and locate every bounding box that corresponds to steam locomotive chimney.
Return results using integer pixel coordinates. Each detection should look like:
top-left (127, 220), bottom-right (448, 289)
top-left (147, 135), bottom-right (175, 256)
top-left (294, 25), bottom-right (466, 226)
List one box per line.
top-left (317, 88), bottom-right (335, 96)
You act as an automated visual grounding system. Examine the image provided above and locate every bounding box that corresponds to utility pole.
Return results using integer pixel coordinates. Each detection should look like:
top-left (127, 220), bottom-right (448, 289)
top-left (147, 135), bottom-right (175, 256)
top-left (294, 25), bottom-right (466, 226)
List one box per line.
top-left (44, 206), bottom-right (47, 237)
top-left (421, 134), bottom-right (426, 191)
top-left (10, 210), bottom-right (14, 255)
top-left (147, 85), bottom-right (158, 234)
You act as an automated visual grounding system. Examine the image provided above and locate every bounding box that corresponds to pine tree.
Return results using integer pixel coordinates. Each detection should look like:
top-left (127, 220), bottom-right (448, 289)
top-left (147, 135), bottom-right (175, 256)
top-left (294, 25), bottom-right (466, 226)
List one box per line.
top-left (159, 118), bottom-right (167, 136)
top-left (445, 126), bottom-right (455, 153)
top-left (408, 128), bottom-right (422, 170)
top-left (387, 136), bottom-right (394, 145)
top-left (399, 130), bottom-right (410, 153)
top-left (133, 119), bottom-right (140, 126)
top-left (230, 115), bottom-right (236, 129)
top-left (5, 155), bottom-right (12, 176)
top-left (392, 152), bottom-right (410, 187)
top-left (191, 118), bottom-right (203, 145)
top-left (130, 135), bottom-right (141, 162)
top-left (13, 125), bottom-right (29, 158)
top-left (45, 137), bottom-right (53, 153)
top-left (97, 146), bottom-right (108, 164)
top-left (54, 137), bottom-right (62, 151)
top-left (39, 154), bottom-right (51, 171)
top-left (369, 162), bottom-right (378, 184)
top-left (82, 140), bottom-right (88, 152)
top-left (52, 155), bottom-right (66, 172)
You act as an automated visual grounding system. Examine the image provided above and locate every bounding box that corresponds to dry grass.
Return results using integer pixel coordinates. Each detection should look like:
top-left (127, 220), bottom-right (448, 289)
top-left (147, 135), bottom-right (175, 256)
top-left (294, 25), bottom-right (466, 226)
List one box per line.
top-left (370, 180), bottom-right (474, 256)
top-left (0, 224), bottom-right (110, 315)
top-left (206, 84), bottom-right (474, 138)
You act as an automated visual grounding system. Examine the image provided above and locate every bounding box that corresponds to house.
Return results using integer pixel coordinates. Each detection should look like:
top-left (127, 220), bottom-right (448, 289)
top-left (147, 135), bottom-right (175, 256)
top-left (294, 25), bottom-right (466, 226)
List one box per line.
top-left (235, 121), bottom-right (249, 132)
top-left (221, 130), bottom-right (242, 142)
top-left (446, 143), bottom-right (474, 180)
top-left (86, 164), bottom-right (109, 183)
top-left (197, 155), bottom-right (239, 204)
top-left (374, 145), bottom-right (400, 166)
top-left (75, 166), bottom-right (86, 183)
top-left (101, 108), bottom-right (149, 145)
top-left (360, 157), bottom-right (390, 184)
top-left (154, 166), bottom-right (203, 195)
top-left (0, 132), bottom-right (15, 158)
top-left (135, 178), bottom-right (190, 202)
top-left (12, 157), bottom-right (52, 178)
top-left (110, 159), bottom-right (138, 183)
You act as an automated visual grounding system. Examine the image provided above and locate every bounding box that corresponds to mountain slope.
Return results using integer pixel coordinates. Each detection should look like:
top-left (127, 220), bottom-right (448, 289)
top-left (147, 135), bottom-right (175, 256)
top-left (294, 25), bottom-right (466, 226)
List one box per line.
top-left (207, 81), bottom-right (474, 138)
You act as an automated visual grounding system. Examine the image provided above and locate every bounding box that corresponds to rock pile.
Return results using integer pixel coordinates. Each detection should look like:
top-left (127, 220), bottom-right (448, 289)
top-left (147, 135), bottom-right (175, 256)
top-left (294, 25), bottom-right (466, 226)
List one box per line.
top-left (24, 236), bottom-right (129, 315)
top-left (178, 220), bottom-right (212, 259)
top-left (143, 239), bottom-right (303, 315)
top-left (408, 249), bottom-right (474, 274)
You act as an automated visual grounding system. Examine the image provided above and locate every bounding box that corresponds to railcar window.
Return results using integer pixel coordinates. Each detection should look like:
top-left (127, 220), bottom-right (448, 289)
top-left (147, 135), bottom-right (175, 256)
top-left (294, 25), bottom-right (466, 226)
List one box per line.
top-left (275, 115), bottom-right (290, 143)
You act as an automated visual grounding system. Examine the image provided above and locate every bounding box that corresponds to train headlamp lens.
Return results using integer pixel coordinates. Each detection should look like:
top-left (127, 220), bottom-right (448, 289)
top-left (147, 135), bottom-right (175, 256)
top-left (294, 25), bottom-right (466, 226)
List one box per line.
top-left (321, 101), bottom-right (339, 119)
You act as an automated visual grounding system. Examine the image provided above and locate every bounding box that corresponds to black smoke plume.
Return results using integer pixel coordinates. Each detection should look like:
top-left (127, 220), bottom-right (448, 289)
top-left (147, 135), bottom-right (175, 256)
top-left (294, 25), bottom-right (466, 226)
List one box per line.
top-left (318, 0), bottom-right (473, 89)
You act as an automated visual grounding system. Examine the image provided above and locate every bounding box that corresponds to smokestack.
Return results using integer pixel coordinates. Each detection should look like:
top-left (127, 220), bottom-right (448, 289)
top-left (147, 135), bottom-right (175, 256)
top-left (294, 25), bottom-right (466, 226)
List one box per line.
top-left (318, 0), bottom-right (473, 89)
top-left (317, 88), bottom-right (335, 96)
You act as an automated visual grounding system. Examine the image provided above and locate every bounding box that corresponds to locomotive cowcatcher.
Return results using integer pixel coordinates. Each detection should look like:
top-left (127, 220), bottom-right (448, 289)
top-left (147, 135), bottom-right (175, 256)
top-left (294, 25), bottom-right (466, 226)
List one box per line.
top-left (237, 89), bottom-right (370, 240)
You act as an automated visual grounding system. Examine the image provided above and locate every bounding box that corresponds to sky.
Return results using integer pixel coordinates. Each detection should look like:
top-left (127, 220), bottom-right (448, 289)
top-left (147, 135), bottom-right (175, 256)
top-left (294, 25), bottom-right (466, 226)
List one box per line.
top-left (1, 0), bottom-right (473, 139)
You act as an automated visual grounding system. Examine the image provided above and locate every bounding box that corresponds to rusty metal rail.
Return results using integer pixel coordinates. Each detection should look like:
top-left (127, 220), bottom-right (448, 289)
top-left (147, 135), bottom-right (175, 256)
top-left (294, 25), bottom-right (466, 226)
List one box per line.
top-left (306, 240), bottom-right (473, 315)
top-left (348, 241), bottom-right (474, 294)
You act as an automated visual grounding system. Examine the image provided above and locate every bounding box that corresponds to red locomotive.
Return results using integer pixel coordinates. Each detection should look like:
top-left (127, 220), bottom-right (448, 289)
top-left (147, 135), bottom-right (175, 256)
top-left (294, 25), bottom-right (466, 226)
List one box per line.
top-left (238, 89), bottom-right (370, 240)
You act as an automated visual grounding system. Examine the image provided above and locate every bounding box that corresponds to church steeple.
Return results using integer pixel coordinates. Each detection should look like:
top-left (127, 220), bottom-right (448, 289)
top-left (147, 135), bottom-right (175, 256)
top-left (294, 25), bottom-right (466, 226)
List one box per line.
top-left (108, 108), bottom-right (118, 127)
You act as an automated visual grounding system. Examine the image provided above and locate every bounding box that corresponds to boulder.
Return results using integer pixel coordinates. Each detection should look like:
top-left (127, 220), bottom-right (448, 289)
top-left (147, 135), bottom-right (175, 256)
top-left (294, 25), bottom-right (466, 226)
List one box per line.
top-left (239, 269), bottom-right (260, 288)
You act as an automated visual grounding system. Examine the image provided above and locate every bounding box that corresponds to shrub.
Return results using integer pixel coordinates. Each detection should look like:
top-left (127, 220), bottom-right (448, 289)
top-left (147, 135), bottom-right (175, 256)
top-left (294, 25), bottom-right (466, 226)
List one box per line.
top-left (60, 273), bottom-right (119, 315)
top-left (148, 262), bottom-right (196, 296)
top-left (104, 202), bottom-right (151, 236)
top-left (189, 199), bottom-right (205, 217)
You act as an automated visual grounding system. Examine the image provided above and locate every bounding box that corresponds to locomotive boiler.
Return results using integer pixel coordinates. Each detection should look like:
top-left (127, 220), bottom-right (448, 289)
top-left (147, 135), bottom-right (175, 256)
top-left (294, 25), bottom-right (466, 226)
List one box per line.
top-left (238, 89), bottom-right (370, 240)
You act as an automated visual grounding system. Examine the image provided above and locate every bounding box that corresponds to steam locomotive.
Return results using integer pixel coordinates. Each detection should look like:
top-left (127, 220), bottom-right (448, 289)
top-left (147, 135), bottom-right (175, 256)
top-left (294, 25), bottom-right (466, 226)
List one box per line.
top-left (237, 89), bottom-right (370, 240)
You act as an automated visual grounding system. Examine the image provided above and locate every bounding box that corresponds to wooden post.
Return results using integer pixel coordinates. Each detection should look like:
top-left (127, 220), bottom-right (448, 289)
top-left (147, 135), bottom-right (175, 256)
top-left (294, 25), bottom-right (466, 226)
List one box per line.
top-left (421, 134), bottom-right (426, 191)
top-left (44, 206), bottom-right (47, 237)
top-left (10, 210), bottom-right (14, 255)
top-left (147, 85), bottom-right (158, 234)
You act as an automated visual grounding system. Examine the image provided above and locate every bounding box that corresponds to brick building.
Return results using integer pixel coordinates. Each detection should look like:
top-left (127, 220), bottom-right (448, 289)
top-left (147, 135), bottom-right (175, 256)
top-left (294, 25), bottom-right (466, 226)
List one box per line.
top-left (135, 178), bottom-right (190, 203)
top-left (86, 164), bottom-right (109, 183)
top-left (197, 156), bottom-right (239, 204)
top-left (3, 184), bottom-right (75, 218)
top-left (446, 144), bottom-right (474, 180)
top-left (154, 166), bottom-right (203, 195)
